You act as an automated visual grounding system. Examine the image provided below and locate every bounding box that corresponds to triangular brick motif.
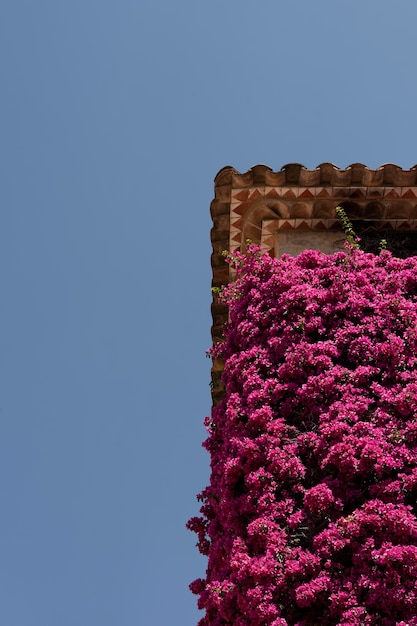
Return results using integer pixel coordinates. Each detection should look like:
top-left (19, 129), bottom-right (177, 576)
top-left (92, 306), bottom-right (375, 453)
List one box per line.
top-left (233, 203), bottom-right (250, 216)
top-left (277, 221), bottom-right (293, 230)
top-left (283, 189), bottom-right (297, 199)
top-left (401, 188), bottom-right (417, 199)
top-left (263, 221), bottom-right (280, 234)
top-left (265, 188), bottom-right (281, 198)
top-left (332, 188), bottom-right (350, 198)
top-left (350, 189), bottom-right (366, 199)
top-left (233, 190), bottom-right (250, 202)
top-left (384, 189), bottom-right (400, 199)
top-left (262, 235), bottom-right (275, 250)
top-left (327, 220), bottom-right (341, 229)
top-left (316, 188), bottom-right (332, 198)
top-left (231, 233), bottom-right (242, 243)
top-left (366, 189), bottom-right (384, 198)
top-left (299, 189), bottom-right (314, 199)
top-left (296, 221), bottom-right (310, 230)
top-left (230, 217), bottom-right (242, 230)
top-left (313, 221), bottom-right (326, 230)
top-left (380, 221), bottom-right (394, 231)
top-left (249, 189), bottom-right (263, 201)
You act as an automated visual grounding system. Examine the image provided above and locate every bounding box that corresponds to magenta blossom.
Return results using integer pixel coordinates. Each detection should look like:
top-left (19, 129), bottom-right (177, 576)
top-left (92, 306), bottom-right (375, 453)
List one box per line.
top-left (188, 246), bottom-right (417, 625)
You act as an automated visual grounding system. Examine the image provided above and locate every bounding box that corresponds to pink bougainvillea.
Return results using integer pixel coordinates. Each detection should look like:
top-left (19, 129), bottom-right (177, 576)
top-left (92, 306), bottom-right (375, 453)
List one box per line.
top-left (188, 245), bottom-right (417, 625)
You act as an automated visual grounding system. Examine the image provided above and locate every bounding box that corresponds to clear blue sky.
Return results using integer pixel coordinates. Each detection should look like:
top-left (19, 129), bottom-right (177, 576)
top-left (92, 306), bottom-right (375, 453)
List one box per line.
top-left (1, 2), bottom-right (416, 625)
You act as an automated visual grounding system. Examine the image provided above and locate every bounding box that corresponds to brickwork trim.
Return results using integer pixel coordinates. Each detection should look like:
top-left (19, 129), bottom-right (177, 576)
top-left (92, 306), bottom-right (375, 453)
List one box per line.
top-left (210, 163), bottom-right (417, 404)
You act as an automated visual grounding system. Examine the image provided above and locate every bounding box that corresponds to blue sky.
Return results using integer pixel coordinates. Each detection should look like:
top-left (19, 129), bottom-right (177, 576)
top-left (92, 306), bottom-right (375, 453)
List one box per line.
top-left (1, 2), bottom-right (417, 625)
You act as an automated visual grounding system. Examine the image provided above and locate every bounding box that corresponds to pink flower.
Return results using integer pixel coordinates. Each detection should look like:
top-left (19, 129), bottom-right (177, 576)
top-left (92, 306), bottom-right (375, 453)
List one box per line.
top-left (303, 484), bottom-right (335, 515)
top-left (189, 246), bottom-right (417, 624)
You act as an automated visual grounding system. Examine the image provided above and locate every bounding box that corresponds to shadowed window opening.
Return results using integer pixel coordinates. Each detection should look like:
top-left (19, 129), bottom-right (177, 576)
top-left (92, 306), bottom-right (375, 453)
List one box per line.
top-left (352, 221), bottom-right (417, 258)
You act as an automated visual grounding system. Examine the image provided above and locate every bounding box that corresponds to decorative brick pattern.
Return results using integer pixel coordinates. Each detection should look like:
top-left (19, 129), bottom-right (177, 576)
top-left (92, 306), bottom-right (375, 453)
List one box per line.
top-left (210, 163), bottom-right (417, 404)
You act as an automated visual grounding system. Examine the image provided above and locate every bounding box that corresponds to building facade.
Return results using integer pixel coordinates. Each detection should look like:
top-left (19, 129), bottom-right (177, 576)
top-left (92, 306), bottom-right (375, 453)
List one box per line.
top-left (210, 163), bottom-right (417, 404)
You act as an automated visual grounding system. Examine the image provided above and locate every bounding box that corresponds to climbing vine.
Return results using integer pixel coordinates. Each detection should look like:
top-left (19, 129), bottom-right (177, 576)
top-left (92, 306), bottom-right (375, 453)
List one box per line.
top-left (188, 244), bottom-right (417, 625)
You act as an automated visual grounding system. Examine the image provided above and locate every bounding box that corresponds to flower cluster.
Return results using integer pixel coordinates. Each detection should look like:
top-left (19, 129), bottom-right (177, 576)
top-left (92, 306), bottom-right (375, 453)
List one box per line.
top-left (188, 245), bottom-right (417, 625)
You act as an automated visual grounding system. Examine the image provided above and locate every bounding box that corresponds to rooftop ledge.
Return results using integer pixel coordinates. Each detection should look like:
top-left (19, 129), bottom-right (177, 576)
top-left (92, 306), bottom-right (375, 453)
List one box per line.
top-left (209, 162), bottom-right (417, 404)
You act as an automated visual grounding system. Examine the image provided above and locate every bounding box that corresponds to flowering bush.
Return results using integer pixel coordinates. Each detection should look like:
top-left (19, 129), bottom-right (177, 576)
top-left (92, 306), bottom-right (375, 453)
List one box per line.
top-left (188, 245), bottom-right (417, 625)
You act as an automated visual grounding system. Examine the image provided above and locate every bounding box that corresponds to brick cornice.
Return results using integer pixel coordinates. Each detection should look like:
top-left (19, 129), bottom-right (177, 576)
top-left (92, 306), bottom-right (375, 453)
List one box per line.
top-left (210, 163), bottom-right (417, 404)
